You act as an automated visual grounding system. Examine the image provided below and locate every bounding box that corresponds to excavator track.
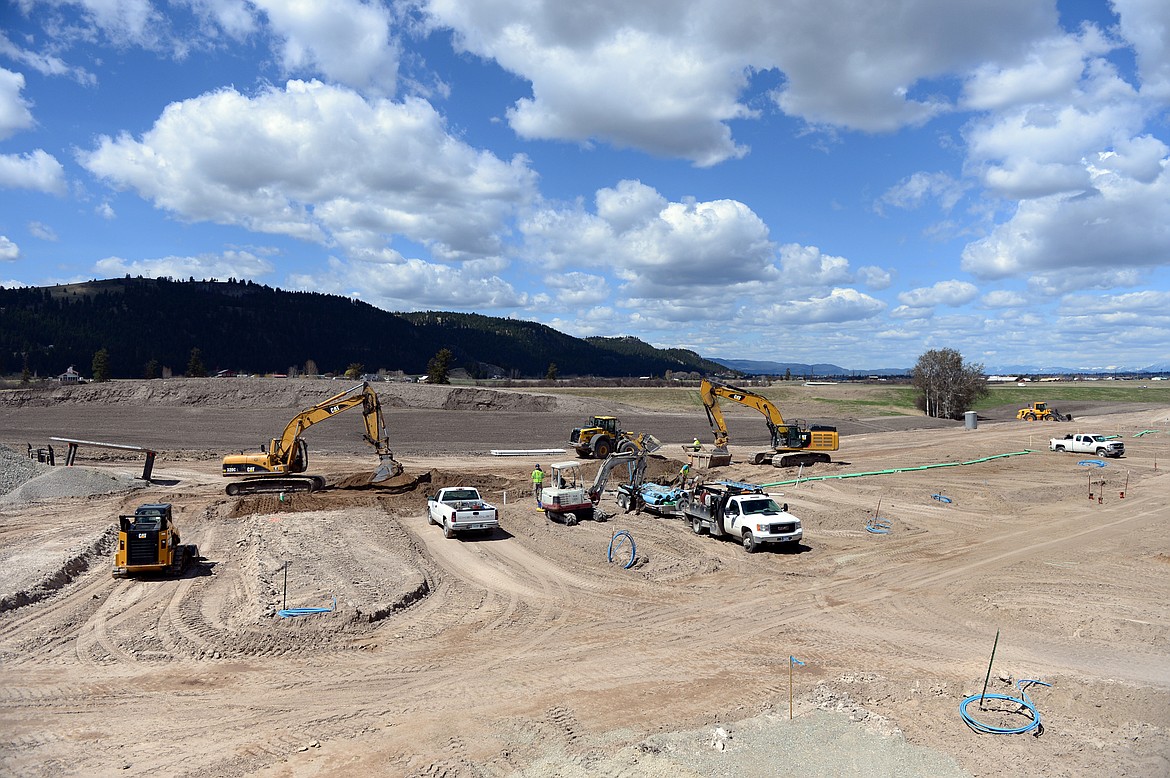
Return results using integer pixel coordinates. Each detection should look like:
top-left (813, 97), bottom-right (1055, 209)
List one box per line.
top-left (225, 476), bottom-right (327, 496)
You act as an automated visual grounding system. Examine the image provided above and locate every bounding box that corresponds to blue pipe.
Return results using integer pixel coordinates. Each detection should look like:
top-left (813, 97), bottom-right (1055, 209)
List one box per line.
top-left (279, 596), bottom-right (337, 618)
top-left (960, 678), bottom-right (1051, 735)
top-left (607, 530), bottom-right (637, 569)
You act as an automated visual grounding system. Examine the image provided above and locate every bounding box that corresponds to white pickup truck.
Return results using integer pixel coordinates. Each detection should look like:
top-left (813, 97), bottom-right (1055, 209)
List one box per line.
top-left (681, 480), bottom-right (803, 553)
top-left (1049, 433), bottom-right (1124, 458)
top-left (426, 487), bottom-right (500, 538)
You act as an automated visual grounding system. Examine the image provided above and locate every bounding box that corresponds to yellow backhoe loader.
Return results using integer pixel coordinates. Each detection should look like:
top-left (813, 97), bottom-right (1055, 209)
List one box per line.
top-left (221, 381), bottom-right (402, 495)
top-left (699, 378), bottom-right (839, 467)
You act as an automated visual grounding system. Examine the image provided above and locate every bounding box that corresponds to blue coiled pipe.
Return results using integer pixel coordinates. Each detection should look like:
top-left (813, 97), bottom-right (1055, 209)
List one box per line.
top-left (960, 678), bottom-right (1051, 735)
top-left (607, 530), bottom-right (637, 569)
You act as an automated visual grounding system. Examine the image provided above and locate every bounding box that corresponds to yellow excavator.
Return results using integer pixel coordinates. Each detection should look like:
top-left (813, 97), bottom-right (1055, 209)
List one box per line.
top-left (699, 378), bottom-right (839, 467)
top-left (221, 381), bottom-right (403, 495)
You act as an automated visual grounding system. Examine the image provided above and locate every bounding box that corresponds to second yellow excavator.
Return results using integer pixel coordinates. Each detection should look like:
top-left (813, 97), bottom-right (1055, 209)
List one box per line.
top-left (700, 378), bottom-right (839, 468)
top-left (221, 381), bottom-right (403, 495)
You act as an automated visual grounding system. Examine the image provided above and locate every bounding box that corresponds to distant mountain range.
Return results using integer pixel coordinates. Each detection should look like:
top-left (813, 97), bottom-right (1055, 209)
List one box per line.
top-left (712, 357), bottom-right (1170, 377)
top-left (710, 358), bottom-right (909, 377)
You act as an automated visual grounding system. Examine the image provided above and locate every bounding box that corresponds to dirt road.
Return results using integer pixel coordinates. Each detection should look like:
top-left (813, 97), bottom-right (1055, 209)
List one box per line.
top-left (0, 382), bottom-right (1167, 776)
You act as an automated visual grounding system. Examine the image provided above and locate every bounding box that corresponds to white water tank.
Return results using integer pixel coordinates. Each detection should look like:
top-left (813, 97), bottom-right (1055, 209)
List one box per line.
top-left (964, 411), bottom-right (978, 430)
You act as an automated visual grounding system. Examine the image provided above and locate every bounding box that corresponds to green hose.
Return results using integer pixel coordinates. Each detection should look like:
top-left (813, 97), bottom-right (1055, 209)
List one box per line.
top-left (762, 450), bottom-right (1033, 488)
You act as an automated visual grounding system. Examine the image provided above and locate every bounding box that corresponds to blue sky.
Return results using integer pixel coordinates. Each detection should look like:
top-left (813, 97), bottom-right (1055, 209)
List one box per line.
top-left (2, 1), bottom-right (1169, 372)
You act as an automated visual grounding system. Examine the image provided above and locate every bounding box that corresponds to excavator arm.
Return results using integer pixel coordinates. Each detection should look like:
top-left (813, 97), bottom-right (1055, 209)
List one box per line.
top-left (587, 451), bottom-right (643, 503)
top-left (699, 379), bottom-right (732, 452)
top-left (226, 381), bottom-right (402, 489)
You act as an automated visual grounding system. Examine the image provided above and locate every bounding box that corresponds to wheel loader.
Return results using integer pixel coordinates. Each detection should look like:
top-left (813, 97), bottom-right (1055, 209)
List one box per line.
top-left (1016, 401), bottom-right (1072, 422)
top-left (113, 503), bottom-right (198, 577)
top-left (569, 416), bottom-right (661, 459)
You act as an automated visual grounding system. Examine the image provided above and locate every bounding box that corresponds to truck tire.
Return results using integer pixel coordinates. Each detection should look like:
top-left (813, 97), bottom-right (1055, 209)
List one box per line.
top-left (617, 492), bottom-right (630, 510)
top-left (1096, 448), bottom-right (1108, 457)
top-left (592, 437), bottom-right (613, 459)
top-left (742, 530), bottom-right (756, 553)
top-left (565, 512), bottom-right (579, 526)
top-left (427, 511), bottom-right (436, 526)
top-left (444, 521), bottom-right (455, 539)
top-left (691, 516), bottom-right (704, 535)
top-left (1054, 445), bottom-right (1065, 452)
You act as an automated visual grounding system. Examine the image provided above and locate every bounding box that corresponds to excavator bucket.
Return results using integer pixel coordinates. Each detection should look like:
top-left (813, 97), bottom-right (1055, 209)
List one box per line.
top-left (708, 449), bottom-right (733, 468)
top-left (370, 454), bottom-right (404, 483)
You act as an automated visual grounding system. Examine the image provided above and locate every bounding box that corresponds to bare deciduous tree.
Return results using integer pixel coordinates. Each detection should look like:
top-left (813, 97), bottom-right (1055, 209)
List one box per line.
top-left (912, 348), bottom-right (989, 419)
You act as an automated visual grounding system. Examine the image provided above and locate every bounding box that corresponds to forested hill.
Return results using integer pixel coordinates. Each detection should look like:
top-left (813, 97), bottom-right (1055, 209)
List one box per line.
top-left (0, 278), bottom-right (725, 379)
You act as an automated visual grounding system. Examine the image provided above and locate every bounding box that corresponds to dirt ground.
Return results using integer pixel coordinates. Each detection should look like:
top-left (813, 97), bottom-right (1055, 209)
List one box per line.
top-left (0, 379), bottom-right (1167, 777)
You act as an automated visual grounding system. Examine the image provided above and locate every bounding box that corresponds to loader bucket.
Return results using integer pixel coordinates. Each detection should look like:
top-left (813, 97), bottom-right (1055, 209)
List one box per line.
top-left (371, 454), bottom-right (404, 483)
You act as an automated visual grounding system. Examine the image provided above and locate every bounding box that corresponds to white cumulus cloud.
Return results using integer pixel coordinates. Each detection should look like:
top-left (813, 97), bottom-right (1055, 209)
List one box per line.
top-left (93, 250), bottom-right (275, 280)
top-left (79, 80), bottom-right (538, 260)
top-left (0, 149), bottom-right (67, 194)
top-left (898, 280), bottom-right (979, 307)
top-left (962, 159), bottom-right (1170, 281)
top-left (0, 68), bottom-right (35, 140)
top-left (425, 0), bottom-right (1054, 164)
top-left (0, 235), bottom-right (20, 261)
top-left (292, 255), bottom-right (528, 311)
top-left (254, 0), bottom-right (400, 96)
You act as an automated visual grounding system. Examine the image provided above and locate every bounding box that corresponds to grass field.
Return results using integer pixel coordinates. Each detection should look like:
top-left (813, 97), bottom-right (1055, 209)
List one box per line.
top-left (535, 380), bottom-right (1170, 416)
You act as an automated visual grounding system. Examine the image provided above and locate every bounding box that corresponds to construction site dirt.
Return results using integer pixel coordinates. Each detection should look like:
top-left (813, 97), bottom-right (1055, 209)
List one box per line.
top-left (0, 379), bottom-right (1167, 777)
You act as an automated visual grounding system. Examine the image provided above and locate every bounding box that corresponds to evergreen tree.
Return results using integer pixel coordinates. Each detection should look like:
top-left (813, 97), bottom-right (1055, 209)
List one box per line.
top-left (427, 348), bottom-right (453, 384)
top-left (187, 347), bottom-right (206, 377)
top-left (143, 359), bottom-right (160, 379)
top-left (92, 348), bottom-right (111, 382)
top-left (546, 362), bottom-right (559, 380)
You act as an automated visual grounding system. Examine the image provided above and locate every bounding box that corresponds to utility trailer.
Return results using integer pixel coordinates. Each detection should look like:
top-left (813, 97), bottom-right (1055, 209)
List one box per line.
top-left (615, 482), bottom-right (685, 518)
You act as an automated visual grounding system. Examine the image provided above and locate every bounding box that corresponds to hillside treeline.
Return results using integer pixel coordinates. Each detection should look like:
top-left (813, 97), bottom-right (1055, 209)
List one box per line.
top-left (0, 277), bottom-right (723, 380)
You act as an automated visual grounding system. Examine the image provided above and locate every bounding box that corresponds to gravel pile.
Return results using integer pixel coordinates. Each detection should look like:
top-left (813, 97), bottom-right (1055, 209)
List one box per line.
top-left (0, 463), bottom-right (143, 506)
top-left (0, 443), bottom-right (52, 496)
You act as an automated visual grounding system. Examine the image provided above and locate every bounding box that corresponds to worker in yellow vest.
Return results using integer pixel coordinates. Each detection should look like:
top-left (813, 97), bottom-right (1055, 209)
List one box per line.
top-left (532, 464), bottom-right (544, 506)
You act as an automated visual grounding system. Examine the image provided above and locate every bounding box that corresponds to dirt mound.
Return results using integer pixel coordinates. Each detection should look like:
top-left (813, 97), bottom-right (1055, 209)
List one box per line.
top-left (0, 378), bottom-right (576, 413)
top-left (0, 466), bottom-right (145, 506)
top-left (0, 377), bottom-right (334, 409)
top-left (0, 443), bottom-right (51, 495)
